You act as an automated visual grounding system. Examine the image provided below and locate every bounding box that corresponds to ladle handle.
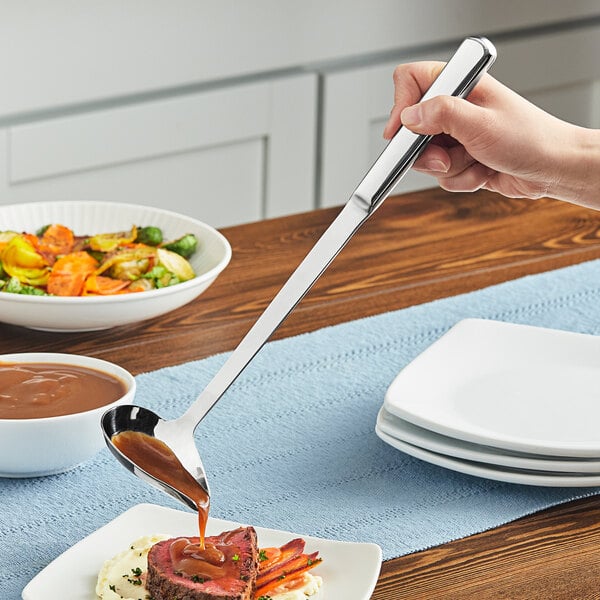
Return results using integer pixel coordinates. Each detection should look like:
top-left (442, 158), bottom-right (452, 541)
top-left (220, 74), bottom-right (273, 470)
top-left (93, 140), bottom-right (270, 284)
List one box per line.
top-left (179, 36), bottom-right (496, 429)
top-left (354, 36), bottom-right (496, 212)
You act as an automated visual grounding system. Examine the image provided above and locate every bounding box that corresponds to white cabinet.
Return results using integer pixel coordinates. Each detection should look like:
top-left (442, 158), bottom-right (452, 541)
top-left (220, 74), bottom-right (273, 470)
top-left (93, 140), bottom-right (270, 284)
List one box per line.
top-left (320, 24), bottom-right (600, 207)
top-left (0, 74), bottom-right (317, 227)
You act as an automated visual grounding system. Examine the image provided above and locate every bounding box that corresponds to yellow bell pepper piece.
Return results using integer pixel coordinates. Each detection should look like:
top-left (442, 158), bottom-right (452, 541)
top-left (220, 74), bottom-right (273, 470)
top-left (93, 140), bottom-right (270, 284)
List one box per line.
top-left (1, 235), bottom-right (50, 286)
top-left (88, 225), bottom-right (138, 253)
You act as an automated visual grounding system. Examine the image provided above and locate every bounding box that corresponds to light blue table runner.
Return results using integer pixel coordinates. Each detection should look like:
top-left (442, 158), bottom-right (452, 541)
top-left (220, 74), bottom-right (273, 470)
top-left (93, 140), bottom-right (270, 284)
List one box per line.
top-left (4, 258), bottom-right (600, 599)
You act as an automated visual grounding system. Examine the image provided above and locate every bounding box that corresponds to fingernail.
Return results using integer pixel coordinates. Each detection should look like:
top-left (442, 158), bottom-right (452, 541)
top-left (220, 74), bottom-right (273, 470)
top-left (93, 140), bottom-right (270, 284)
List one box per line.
top-left (422, 159), bottom-right (449, 173)
top-left (401, 105), bottom-right (421, 127)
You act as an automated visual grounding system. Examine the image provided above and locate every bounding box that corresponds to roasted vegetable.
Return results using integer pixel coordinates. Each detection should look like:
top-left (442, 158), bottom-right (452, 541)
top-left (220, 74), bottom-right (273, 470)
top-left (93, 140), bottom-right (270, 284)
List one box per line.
top-left (47, 251), bottom-right (98, 296)
top-left (156, 248), bottom-right (195, 281)
top-left (162, 233), bottom-right (198, 258)
top-left (142, 265), bottom-right (180, 288)
top-left (1, 236), bottom-right (50, 286)
top-left (255, 539), bottom-right (322, 598)
top-left (88, 226), bottom-right (138, 253)
top-left (135, 226), bottom-right (163, 246)
top-left (35, 224), bottom-right (51, 236)
top-left (0, 223), bottom-right (199, 297)
top-left (0, 231), bottom-right (19, 253)
top-left (96, 246), bottom-right (157, 281)
top-left (82, 274), bottom-right (130, 295)
top-left (127, 278), bottom-right (156, 293)
top-left (0, 276), bottom-right (47, 295)
top-left (38, 224), bottom-right (74, 257)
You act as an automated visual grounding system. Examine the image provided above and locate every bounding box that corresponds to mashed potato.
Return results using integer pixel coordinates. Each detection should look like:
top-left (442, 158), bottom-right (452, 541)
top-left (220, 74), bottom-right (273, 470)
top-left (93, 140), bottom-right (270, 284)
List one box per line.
top-left (96, 535), bottom-right (322, 600)
top-left (95, 534), bottom-right (169, 600)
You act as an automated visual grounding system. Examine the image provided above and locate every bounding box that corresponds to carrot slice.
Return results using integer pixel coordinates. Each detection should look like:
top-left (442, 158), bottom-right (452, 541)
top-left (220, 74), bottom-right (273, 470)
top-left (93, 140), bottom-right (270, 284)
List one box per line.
top-left (257, 547), bottom-right (282, 571)
top-left (256, 538), bottom-right (322, 597)
top-left (82, 274), bottom-right (131, 295)
top-left (47, 251), bottom-right (98, 296)
top-left (256, 550), bottom-right (320, 588)
top-left (257, 539), bottom-right (304, 581)
top-left (254, 553), bottom-right (322, 597)
top-left (38, 224), bottom-right (75, 257)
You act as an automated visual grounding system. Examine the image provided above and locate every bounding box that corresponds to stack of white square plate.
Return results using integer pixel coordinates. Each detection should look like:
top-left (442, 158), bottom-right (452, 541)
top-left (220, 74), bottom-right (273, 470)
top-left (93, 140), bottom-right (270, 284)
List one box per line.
top-left (376, 319), bottom-right (600, 486)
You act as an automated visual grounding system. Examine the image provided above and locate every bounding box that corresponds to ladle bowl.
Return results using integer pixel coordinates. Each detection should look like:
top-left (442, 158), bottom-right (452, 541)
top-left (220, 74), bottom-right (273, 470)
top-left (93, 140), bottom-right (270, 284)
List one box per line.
top-left (102, 405), bottom-right (210, 509)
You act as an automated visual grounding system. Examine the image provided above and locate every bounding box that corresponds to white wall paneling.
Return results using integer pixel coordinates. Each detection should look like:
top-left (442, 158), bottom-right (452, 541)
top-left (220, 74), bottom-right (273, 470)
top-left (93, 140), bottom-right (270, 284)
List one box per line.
top-left (0, 1), bottom-right (598, 119)
top-left (0, 4), bottom-right (599, 225)
top-left (4, 73), bottom-right (317, 227)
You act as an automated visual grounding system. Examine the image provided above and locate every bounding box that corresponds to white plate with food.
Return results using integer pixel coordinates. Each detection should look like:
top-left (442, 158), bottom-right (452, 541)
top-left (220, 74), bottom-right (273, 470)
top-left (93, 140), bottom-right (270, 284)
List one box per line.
top-left (375, 426), bottom-right (600, 487)
top-left (384, 319), bottom-right (600, 457)
top-left (22, 503), bottom-right (382, 600)
top-left (377, 407), bottom-right (600, 473)
top-left (0, 201), bottom-right (231, 331)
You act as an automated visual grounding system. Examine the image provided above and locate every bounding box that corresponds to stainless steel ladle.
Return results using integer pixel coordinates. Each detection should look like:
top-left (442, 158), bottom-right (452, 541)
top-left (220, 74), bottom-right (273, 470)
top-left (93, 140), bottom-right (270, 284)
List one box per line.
top-left (101, 37), bottom-right (496, 511)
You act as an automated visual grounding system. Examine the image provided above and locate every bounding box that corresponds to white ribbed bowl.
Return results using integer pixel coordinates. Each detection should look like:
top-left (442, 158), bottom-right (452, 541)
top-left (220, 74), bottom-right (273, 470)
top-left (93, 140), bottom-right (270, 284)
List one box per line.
top-left (0, 201), bottom-right (231, 331)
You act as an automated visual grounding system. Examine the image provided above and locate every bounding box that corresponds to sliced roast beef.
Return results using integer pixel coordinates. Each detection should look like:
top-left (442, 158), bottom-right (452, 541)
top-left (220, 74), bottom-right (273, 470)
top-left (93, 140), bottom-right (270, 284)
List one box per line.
top-left (147, 526), bottom-right (259, 600)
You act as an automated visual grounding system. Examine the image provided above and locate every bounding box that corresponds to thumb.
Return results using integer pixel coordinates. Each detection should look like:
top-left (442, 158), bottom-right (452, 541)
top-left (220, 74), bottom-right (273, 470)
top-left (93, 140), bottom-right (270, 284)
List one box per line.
top-left (401, 96), bottom-right (494, 151)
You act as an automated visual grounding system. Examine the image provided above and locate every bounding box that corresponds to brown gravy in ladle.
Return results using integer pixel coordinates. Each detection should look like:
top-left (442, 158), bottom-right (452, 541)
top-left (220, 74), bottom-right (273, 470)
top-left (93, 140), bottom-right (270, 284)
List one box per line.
top-left (111, 431), bottom-right (230, 576)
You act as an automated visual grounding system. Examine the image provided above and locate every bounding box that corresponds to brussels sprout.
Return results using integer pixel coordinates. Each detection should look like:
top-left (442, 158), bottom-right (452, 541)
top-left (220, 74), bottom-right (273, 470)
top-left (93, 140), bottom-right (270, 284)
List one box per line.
top-left (142, 265), bottom-right (180, 288)
top-left (2, 276), bottom-right (47, 295)
top-left (162, 233), bottom-right (198, 258)
top-left (156, 248), bottom-right (195, 281)
top-left (135, 226), bottom-right (163, 246)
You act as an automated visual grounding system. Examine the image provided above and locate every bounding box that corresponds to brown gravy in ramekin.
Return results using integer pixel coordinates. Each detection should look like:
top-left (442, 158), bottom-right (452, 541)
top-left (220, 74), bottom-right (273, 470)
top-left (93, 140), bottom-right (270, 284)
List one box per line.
top-left (0, 362), bottom-right (127, 419)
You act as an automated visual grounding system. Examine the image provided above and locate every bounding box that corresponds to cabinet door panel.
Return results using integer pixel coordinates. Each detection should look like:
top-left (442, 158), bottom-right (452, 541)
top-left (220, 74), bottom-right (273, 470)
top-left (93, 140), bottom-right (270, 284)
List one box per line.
top-left (321, 25), bottom-right (600, 208)
top-left (0, 130), bottom-right (263, 227)
top-left (9, 86), bottom-right (268, 184)
top-left (3, 73), bottom-right (317, 226)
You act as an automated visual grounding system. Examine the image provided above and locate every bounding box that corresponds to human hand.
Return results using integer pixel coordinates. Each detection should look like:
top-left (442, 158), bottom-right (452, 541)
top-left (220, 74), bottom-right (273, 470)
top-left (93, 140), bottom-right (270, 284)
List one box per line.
top-left (383, 61), bottom-right (600, 208)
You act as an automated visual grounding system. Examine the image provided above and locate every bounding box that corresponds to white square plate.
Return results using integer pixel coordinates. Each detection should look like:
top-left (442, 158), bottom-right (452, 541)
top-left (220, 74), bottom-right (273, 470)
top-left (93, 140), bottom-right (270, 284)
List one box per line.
top-left (22, 503), bottom-right (382, 600)
top-left (384, 319), bottom-right (600, 457)
top-left (375, 425), bottom-right (600, 487)
top-left (376, 406), bottom-right (600, 473)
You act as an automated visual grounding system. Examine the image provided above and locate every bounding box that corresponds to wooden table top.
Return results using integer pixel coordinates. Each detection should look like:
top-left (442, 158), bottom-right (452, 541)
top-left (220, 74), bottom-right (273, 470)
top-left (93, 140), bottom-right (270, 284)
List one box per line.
top-left (4, 187), bottom-right (600, 598)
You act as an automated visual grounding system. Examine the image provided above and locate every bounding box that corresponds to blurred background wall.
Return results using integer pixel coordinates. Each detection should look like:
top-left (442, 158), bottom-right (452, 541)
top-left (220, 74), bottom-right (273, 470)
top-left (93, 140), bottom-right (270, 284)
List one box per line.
top-left (0, 1), bottom-right (598, 226)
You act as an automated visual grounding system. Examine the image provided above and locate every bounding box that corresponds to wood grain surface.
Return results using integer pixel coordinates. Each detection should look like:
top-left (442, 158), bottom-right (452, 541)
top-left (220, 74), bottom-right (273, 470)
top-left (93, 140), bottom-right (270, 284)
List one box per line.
top-left (3, 187), bottom-right (600, 598)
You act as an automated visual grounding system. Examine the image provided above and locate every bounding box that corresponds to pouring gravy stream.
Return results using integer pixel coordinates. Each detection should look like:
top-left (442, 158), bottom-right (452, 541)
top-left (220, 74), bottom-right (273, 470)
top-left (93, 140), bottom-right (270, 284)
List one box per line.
top-left (111, 431), bottom-right (237, 579)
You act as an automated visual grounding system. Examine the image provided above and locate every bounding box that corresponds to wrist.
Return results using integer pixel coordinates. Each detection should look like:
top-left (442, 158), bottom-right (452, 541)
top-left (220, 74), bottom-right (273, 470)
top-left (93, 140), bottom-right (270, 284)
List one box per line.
top-left (551, 126), bottom-right (600, 209)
